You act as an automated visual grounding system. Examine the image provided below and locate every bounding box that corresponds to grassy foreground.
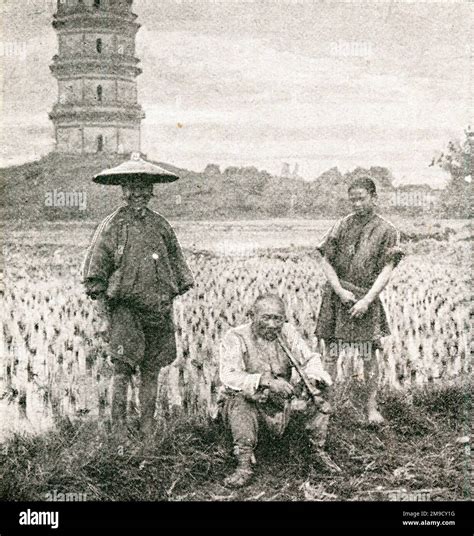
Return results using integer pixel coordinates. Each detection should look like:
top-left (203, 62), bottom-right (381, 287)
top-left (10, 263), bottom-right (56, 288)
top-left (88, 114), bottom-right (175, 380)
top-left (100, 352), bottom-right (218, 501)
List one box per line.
top-left (0, 383), bottom-right (471, 502)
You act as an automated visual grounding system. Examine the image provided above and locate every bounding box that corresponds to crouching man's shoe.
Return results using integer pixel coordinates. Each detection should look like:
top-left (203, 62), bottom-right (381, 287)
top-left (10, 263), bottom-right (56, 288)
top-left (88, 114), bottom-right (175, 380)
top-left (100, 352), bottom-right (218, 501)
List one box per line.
top-left (223, 445), bottom-right (255, 488)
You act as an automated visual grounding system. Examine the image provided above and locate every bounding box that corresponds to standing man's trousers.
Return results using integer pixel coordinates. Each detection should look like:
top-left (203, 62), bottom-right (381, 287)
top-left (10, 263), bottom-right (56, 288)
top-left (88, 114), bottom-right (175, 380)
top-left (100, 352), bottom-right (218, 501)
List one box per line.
top-left (110, 304), bottom-right (177, 425)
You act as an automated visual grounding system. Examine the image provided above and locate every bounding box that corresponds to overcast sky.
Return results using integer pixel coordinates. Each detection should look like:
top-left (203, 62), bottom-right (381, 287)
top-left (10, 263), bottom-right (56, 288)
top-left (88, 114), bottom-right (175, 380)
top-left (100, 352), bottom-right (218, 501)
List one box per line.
top-left (0, 0), bottom-right (471, 185)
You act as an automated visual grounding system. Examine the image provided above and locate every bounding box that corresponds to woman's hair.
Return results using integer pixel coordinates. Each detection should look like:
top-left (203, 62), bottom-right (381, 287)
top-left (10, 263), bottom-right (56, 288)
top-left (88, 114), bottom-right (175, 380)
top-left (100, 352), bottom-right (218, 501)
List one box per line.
top-left (348, 176), bottom-right (377, 197)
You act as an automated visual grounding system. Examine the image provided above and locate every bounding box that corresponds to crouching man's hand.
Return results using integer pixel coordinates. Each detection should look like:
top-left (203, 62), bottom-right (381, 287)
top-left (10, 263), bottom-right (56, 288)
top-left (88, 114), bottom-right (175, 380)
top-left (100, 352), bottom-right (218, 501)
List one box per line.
top-left (310, 370), bottom-right (333, 388)
top-left (260, 373), bottom-right (294, 398)
top-left (304, 356), bottom-right (333, 387)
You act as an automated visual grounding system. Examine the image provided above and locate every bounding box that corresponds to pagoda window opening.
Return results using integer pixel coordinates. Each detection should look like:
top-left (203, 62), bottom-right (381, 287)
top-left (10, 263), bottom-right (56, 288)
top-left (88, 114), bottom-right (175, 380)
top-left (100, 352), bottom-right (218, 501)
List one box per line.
top-left (97, 135), bottom-right (104, 152)
top-left (96, 38), bottom-right (102, 54)
top-left (97, 85), bottom-right (103, 102)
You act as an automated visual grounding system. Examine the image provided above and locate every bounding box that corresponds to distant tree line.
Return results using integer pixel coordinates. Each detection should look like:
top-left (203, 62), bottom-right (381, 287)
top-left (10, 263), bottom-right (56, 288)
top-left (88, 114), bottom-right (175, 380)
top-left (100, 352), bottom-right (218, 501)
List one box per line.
top-left (1, 129), bottom-right (471, 221)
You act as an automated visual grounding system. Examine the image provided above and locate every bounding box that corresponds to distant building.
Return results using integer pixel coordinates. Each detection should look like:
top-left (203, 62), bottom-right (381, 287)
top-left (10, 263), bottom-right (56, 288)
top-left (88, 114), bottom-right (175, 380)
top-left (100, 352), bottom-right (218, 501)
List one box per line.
top-left (291, 163), bottom-right (301, 180)
top-left (49, 0), bottom-right (145, 154)
top-left (281, 162), bottom-right (301, 179)
top-left (281, 162), bottom-right (290, 178)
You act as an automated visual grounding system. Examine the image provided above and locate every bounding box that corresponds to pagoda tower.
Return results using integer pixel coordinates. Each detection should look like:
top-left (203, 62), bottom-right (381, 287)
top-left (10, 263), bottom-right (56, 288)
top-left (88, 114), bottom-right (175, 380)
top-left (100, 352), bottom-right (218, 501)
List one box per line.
top-left (49, 0), bottom-right (145, 154)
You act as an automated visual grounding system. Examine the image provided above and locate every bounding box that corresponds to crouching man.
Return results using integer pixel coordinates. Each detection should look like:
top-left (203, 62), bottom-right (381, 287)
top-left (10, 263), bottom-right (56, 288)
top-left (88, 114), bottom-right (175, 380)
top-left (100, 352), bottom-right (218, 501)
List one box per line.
top-left (218, 293), bottom-right (340, 488)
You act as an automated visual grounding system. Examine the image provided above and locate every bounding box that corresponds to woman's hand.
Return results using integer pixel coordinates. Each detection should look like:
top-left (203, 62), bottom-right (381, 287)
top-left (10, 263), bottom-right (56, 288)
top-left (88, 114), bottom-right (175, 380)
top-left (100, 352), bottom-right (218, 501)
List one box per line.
top-left (349, 298), bottom-right (371, 319)
top-left (338, 289), bottom-right (356, 304)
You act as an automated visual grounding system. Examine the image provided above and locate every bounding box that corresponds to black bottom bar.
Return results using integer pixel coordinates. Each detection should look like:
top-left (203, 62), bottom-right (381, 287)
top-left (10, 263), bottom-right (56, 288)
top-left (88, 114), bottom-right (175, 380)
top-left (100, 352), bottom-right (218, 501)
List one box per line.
top-left (0, 501), bottom-right (472, 532)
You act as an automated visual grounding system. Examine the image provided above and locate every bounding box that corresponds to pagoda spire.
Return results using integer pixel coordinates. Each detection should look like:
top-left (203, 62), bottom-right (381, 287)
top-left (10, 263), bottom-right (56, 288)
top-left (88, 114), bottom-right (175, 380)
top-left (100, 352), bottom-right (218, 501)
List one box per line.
top-left (49, 0), bottom-right (145, 154)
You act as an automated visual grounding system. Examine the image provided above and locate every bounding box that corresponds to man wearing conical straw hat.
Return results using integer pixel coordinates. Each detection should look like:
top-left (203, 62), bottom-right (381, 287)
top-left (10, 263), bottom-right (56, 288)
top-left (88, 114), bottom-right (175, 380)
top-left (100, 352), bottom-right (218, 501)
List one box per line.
top-left (82, 153), bottom-right (194, 438)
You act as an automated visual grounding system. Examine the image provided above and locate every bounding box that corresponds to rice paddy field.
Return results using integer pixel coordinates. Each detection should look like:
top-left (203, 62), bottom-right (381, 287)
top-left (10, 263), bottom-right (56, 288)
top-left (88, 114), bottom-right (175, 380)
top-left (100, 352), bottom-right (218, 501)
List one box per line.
top-left (0, 218), bottom-right (472, 501)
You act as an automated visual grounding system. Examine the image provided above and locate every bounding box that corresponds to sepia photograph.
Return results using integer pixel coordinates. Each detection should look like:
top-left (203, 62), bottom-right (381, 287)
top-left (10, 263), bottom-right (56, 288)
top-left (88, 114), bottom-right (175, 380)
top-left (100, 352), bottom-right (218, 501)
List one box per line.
top-left (0, 0), bottom-right (472, 529)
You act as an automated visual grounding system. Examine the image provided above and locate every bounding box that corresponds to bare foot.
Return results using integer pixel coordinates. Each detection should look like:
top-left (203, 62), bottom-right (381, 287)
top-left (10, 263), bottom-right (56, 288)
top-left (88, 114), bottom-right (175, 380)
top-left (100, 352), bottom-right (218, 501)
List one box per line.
top-left (367, 407), bottom-right (385, 424)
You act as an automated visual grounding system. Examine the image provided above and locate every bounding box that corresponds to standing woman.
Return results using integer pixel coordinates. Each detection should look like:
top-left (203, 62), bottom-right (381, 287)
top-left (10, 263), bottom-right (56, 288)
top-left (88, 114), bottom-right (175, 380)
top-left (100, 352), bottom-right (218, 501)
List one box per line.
top-left (316, 177), bottom-right (404, 423)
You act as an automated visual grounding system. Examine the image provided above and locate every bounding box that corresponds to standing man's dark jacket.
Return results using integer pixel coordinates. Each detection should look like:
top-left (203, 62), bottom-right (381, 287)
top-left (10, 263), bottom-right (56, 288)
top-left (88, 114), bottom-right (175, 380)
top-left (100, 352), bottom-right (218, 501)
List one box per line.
top-left (82, 204), bottom-right (194, 368)
top-left (83, 205), bottom-right (194, 312)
